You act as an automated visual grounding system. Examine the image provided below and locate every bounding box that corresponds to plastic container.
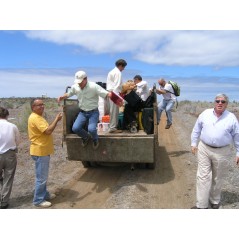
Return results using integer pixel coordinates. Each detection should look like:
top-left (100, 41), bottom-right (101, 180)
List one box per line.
top-left (102, 115), bottom-right (110, 123)
top-left (102, 123), bottom-right (109, 132)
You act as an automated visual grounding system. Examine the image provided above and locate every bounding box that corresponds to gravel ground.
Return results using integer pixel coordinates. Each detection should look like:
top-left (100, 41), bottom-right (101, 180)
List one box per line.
top-left (1, 98), bottom-right (239, 209)
top-left (176, 103), bottom-right (239, 209)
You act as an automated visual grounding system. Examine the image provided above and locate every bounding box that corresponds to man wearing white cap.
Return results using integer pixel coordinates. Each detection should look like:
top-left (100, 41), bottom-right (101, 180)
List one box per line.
top-left (58, 71), bottom-right (111, 149)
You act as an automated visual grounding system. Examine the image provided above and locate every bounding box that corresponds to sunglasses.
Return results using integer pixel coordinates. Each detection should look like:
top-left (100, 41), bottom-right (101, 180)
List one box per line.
top-left (215, 100), bottom-right (226, 104)
top-left (34, 103), bottom-right (45, 107)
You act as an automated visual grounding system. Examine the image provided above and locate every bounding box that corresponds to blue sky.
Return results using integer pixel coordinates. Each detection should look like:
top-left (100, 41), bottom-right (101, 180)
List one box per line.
top-left (0, 30), bottom-right (239, 101)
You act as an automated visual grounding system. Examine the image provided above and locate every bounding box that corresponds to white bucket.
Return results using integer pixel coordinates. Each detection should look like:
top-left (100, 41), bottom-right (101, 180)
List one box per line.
top-left (97, 123), bottom-right (103, 132)
top-left (102, 123), bottom-right (109, 132)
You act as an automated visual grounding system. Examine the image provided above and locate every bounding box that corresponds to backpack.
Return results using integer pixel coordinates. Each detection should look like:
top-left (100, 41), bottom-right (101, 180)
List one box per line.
top-left (168, 80), bottom-right (180, 96)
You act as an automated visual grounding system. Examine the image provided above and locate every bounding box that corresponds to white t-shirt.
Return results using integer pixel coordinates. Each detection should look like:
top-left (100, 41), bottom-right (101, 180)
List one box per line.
top-left (160, 83), bottom-right (176, 100)
top-left (136, 80), bottom-right (150, 101)
top-left (0, 119), bottom-right (20, 154)
top-left (106, 67), bottom-right (122, 93)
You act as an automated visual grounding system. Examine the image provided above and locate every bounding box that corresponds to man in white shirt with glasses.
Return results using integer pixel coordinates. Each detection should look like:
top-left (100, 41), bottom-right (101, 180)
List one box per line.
top-left (191, 93), bottom-right (239, 209)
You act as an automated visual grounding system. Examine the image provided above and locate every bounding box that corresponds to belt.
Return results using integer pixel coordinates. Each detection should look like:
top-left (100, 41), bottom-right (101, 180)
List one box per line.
top-left (202, 142), bottom-right (228, 149)
top-left (80, 108), bottom-right (98, 113)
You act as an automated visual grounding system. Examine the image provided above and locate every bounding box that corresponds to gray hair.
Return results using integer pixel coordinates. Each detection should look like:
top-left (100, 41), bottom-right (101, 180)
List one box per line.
top-left (215, 93), bottom-right (229, 102)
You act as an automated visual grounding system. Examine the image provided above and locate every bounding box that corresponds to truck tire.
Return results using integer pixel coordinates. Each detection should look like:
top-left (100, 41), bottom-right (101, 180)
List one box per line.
top-left (147, 162), bottom-right (155, 169)
top-left (81, 161), bottom-right (91, 168)
top-left (90, 161), bottom-right (99, 167)
top-left (138, 163), bottom-right (147, 169)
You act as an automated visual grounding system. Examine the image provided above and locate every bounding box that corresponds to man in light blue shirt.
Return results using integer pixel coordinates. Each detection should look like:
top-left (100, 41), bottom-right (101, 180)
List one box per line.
top-left (58, 71), bottom-right (111, 150)
top-left (191, 93), bottom-right (239, 209)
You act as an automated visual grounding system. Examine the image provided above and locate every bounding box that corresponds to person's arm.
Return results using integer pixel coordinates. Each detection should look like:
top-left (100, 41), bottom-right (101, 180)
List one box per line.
top-left (191, 117), bottom-right (203, 155)
top-left (232, 117), bottom-right (239, 164)
top-left (57, 93), bottom-right (68, 103)
top-left (114, 71), bottom-right (122, 92)
top-left (156, 88), bottom-right (166, 95)
top-left (44, 113), bottom-right (63, 135)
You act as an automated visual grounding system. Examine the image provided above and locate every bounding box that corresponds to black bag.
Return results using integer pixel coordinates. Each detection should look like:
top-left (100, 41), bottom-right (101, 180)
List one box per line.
top-left (142, 108), bottom-right (154, 134)
top-left (124, 90), bottom-right (143, 111)
top-left (142, 83), bottom-right (156, 108)
top-left (143, 91), bottom-right (156, 108)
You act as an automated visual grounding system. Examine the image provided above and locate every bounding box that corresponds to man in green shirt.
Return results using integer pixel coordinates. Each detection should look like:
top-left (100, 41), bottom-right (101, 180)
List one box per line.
top-left (58, 70), bottom-right (111, 149)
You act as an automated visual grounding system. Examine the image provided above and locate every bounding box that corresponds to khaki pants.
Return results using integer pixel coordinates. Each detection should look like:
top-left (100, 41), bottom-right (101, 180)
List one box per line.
top-left (196, 141), bottom-right (231, 208)
top-left (0, 150), bottom-right (17, 207)
top-left (109, 99), bottom-right (119, 131)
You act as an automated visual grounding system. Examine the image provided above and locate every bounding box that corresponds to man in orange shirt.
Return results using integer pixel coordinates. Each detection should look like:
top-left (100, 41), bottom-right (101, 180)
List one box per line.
top-left (28, 98), bottom-right (62, 208)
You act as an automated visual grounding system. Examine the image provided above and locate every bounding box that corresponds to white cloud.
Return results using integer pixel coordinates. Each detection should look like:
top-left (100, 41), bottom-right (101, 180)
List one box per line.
top-left (0, 69), bottom-right (73, 98)
top-left (24, 30), bottom-right (239, 67)
top-left (1, 69), bottom-right (238, 102)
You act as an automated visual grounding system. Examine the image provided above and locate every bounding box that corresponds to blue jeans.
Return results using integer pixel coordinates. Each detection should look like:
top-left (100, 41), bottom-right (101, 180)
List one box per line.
top-left (157, 99), bottom-right (175, 125)
top-left (31, 155), bottom-right (51, 205)
top-left (72, 109), bottom-right (99, 141)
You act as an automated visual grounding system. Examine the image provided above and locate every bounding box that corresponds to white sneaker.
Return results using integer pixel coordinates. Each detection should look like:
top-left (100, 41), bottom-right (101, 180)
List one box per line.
top-left (35, 201), bottom-right (52, 208)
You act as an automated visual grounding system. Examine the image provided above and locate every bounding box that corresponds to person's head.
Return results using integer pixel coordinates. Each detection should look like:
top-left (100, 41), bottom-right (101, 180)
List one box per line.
top-left (133, 75), bottom-right (142, 84)
top-left (30, 98), bottom-right (45, 116)
top-left (158, 78), bottom-right (166, 87)
top-left (214, 93), bottom-right (229, 114)
top-left (0, 107), bottom-right (9, 119)
top-left (74, 70), bottom-right (88, 89)
top-left (121, 80), bottom-right (136, 94)
top-left (115, 59), bottom-right (127, 72)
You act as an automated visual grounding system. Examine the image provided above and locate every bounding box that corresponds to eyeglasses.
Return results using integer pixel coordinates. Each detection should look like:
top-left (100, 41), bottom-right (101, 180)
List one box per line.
top-left (34, 103), bottom-right (45, 107)
top-left (215, 100), bottom-right (226, 104)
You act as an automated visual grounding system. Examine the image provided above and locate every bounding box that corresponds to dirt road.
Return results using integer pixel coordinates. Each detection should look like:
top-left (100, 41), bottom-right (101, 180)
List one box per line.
top-left (49, 113), bottom-right (197, 209)
top-left (5, 99), bottom-right (239, 210)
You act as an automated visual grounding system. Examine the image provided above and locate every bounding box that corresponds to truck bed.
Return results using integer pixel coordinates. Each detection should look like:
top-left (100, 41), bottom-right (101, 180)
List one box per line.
top-left (65, 131), bottom-right (155, 164)
top-left (63, 97), bottom-right (157, 168)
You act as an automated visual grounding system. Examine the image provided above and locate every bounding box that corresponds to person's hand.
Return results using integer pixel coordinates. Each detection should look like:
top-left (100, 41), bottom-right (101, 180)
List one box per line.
top-left (56, 112), bottom-right (63, 122)
top-left (107, 92), bottom-right (112, 98)
top-left (118, 101), bottom-right (124, 107)
top-left (57, 96), bottom-right (63, 103)
top-left (191, 146), bottom-right (198, 155)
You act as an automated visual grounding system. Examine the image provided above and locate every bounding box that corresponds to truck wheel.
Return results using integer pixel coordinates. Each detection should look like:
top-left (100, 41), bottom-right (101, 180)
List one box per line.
top-left (81, 161), bottom-right (91, 168)
top-left (147, 162), bottom-right (155, 169)
top-left (90, 161), bottom-right (99, 167)
top-left (138, 163), bottom-right (146, 169)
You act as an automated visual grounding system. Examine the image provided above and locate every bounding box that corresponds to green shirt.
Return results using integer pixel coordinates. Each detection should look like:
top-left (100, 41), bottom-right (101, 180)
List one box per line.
top-left (67, 81), bottom-right (108, 111)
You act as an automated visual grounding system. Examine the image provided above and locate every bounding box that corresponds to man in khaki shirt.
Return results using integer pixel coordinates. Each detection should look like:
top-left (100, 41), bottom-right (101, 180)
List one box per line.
top-left (28, 98), bottom-right (62, 208)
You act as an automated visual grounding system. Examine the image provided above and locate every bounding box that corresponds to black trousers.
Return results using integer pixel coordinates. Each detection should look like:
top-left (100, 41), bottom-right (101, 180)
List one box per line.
top-left (123, 101), bottom-right (144, 129)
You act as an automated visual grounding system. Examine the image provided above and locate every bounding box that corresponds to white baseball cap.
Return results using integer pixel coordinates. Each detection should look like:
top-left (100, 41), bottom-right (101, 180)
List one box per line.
top-left (74, 71), bottom-right (87, 84)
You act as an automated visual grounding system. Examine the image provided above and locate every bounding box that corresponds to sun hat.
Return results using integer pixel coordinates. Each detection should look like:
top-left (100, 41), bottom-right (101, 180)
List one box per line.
top-left (74, 71), bottom-right (87, 84)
